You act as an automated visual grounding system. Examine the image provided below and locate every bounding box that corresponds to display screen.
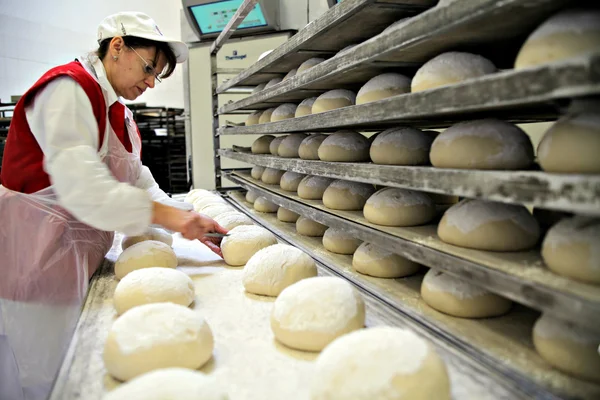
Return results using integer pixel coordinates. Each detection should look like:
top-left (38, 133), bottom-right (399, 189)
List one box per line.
top-left (190, 0), bottom-right (268, 34)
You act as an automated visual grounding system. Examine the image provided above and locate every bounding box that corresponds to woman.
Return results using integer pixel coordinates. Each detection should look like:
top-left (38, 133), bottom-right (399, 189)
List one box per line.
top-left (0, 12), bottom-right (226, 400)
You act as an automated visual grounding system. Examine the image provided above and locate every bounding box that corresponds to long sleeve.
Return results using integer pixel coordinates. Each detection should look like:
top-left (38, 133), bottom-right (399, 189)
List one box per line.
top-left (135, 165), bottom-right (193, 211)
top-left (25, 77), bottom-right (153, 235)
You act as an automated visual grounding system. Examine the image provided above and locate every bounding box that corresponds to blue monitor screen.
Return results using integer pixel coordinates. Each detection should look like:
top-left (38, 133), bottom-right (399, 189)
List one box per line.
top-left (190, 0), bottom-right (268, 34)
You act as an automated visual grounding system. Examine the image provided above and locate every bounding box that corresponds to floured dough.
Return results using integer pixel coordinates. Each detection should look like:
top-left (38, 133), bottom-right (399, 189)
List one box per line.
top-left (243, 244), bottom-right (317, 296)
top-left (270, 135), bottom-right (286, 155)
top-left (296, 216), bottom-right (328, 237)
top-left (258, 108), bottom-right (276, 124)
top-left (122, 227), bottom-right (173, 250)
top-left (297, 57), bottom-right (325, 74)
top-left (411, 52), bottom-right (497, 92)
top-left (322, 228), bottom-right (362, 255)
top-left (251, 135), bottom-right (275, 154)
top-left (278, 133), bottom-right (308, 158)
top-left (311, 327), bottom-right (450, 400)
top-left (184, 189), bottom-right (212, 204)
top-left (370, 127), bottom-right (433, 165)
top-left (364, 187), bottom-right (435, 227)
top-left (221, 225), bottom-right (278, 266)
top-left (312, 89), bottom-right (356, 114)
top-left (421, 269), bottom-right (512, 318)
top-left (283, 68), bottom-right (297, 80)
top-left (299, 134), bottom-right (328, 160)
top-left (280, 171), bottom-right (306, 192)
top-left (264, 77), bottom-right (282, 89)
top-left (113, 267), bottom-right (195, 315)
top-left (261, 168), bottom-right (285, 185)
top-left (353, 242), bottom-right (420, 278)
top-left (251, 166), bottom-right (265, 180)
top-left (297, 175), bottom-right (334, 200)
top-left (277, 207), bottom-right (300, 223)
top-left (193, 195), bottom-right (226, 212)
top-left (103, 303), bottom-right (213, 381)
top-left (438, 199), bottom-right (540, 251)
top-left (295, 97), bottom-right (318, 117)
top-left (323, 179), bottom-right (375, 210)
top-left (246, 190), bottom-right (259, 204)
top-left (271, 276), bottom-right (365, 351)
top-left (115, 241), bottom-right (177, 280)
top-left (245, 111), bottom-right (262, 126)
top-left (200, 203), bottom-right (235, 218)
top-left (271, 103), bottom-right (298, 122)
top-left (318, 130), bottom-right (370, 162)
top-left (356, 73), bottom-right (411, 105)
top-left (214, 211), bottom-right (253, 230)
top-left (254, 197), bottom-right (279, 213)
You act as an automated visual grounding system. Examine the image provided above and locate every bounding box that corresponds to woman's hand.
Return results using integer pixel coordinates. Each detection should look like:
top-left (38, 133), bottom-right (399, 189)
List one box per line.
top-left (152, 202), bottom-right (229, 256)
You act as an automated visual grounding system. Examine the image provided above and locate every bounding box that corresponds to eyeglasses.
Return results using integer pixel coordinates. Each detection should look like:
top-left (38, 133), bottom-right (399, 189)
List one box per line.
top-left (128, 46), bottom-right (162, 83)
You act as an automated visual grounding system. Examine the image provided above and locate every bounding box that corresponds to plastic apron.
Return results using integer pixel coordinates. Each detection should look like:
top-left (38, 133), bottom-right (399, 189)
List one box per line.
top-left (0, 56), bottom-right (143, 400)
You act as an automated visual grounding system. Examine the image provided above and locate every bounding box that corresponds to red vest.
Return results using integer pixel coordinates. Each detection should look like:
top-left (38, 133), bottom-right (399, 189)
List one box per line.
top-left (1, 61), bottom-right (134, 194)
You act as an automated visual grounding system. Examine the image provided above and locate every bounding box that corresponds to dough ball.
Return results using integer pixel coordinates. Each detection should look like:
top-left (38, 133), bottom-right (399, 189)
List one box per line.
top-left (533, 313), bottom-right (600, 382)
top-left (283, 68), bottom-right (297, 80)
top-left (245, 111), bottom-right (262, 126)
top-left (322, 228), bottom-right (362, 255)
top-left (115, 241), bottom-right (177, 280)
top-left (429, 193), bottom-right (459, 205)
top-left (356, 73), bottom-right (411, 105)
top-left (251, 135), bottom-right (275, 154)
top-left (193, 195), bottom-right (226, 212)
top-left (113, 268), bottom-right (195, 315)
top-left (370, 127), bottom-right (433, 165)
top-left (252, 83), bottom-right (266, 94)
top-left (411, 52), bottom-right (497, 92)
top-left (353, 242), bottom-right (420, 278)
top-left (221, 225), bottom-right (278, 266)
top-left (214, 211), bottom-right (253, 230)
top-left (258, 108), bottom-right (276, 124)
top-left (278, 133), bottom-right (308, 158)
top-left (318, 130), bottom-right (370, 162)
top-left (280, 171), bottom-right (306, 192)
top-left (104, 368), bottom-right (227, 400)
top-left (296, 217), bottom-right (328, 237)
top-left (271, 277), bottom-right (365, 351)
top-left (311, 327), bottom-right (450, 400)
top-left (312, 89), bottom-right (356, 114)
top-left (295, 97), bottom-right (317, 117)
top-left (258, 50), bottom-right (273, 61)
top-left (515, 9), bottom-right (600, 70)
top-left (538, 112), bottom-right (600, 173)
top-left (364, 188), bottom-right (435, 227)
top-left (297, 57), bottom-right (325, 74)
top-left (438, 199), bottom-right (540, 251)
top-left (278, 207), bottom-right (300, 223)
top-left (271, 103), bottom-right (298, 122)
top-left (264, 77), bottom-right (282, 89)
top-left (261, 168), bottom-right (285, 185)
top-left (254, 197), bottom-right (279, 213)
top-left (103, 303), bottom-right (213, 381)
top-left (297, 175), bottom-right (335, 200)
top-left (421, 269), bottom-right (512, 318)
top-left (323, 180), bottom-right (375, 210)
top-left (184, 189), bottom-right (212, 204)
top-left (122, 227), bottom-right (173, 250)
top-left (200, 203), bottom-right (235, 218)
top-left (245, 190), bottom-right (259, 204)
top-left (269, 135), bottom-right (287, 155)
top-left (243, 244), bottom-right (317, 296)
top-left (430, 119), bottom-right (534, 169)
top-left (541, 217), bottom-right (600, 284)
top-left (299, 134), bottom-right (328, 160)
top-left (250, 165), bottom-right (265, 180)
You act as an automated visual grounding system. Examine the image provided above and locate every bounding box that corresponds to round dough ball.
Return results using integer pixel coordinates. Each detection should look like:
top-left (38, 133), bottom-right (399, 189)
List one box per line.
top-left (246, 190), bottom-right (259, 204)
top-left (533, 313), bottom-right (600, 382)
top-left (421, 269), bottom-right (512, 318)
top-left (283, 68), bottom-right (297, 80)
top-left (278, 133), bottom-right (308, 158)
top-left (103, 303), bottom-right (213, 381)
top-left (214, 211), bottom-right (253, 230)
top-left (115, 241), bottom-right (177, 280)
top-left (296, 217), bottom-right (328, 237)
top-left (221, 225), bottom-right (278, 266)
top-left (295, 97), bottom-right (317, 117)
top-left (184, 189), bottom-right (212, 204)
top-left (322, 228), bottom-right (362, 255)
top-left (271, 277), bottom-right (365, 351)
top-left (297, 175), bottom-right (334, 200)
top-left (270, 135), bottom-right (286, 155)
top-left (200, 203), bottom-right (235, 218)
top-left (258, 108), bottom-right (276, 124)
top-left (261, 168), bottom-right (285, 185)
top-left (104, 368), bottom-right (227, 400)
top-left (252, 83), bottom-right (266, 94)
top-left (311, 327), bottom-right (450, 400)
top-left (430, 119), bottom-right (534, 170)
top-left (254, 197), bottom-right (279, 213)
top-left (193, 195), bottom-right (226, 212)
top-left (251, 135), bottom-right (275, 154)
top-left (356, 73), bottom-right (411, 105)
top-left (538, 113), bottom-right (600, 173)
top-left (251, 166), bottom-right (265, 180)
top-left (411, 52), bottom-right (497, 92)
top-left (299, 134), bottom-right (328, 160)
top-left (122, 227), bottom-right (173, 250)
top-left (318, 130), bottom-right (370, 162)
top-left (515, 9), bottom-right (600, 70)
top-left (353, 242), bottom-right (420, 278)
top-left (271, 104), bottom-right (297, 122)
top-left (297, 57), bottom-right (325, 74)
top-left (280, 171), bottom-right (306, 192)
top-left (541, 217), bottom-right (600, 284)
top-left (264, 77), bottom-right (282, 89)
top-left (364, 188), bottom-right (435, 227)
top-left (245, 111), bottom-right (262, 126)
top-left (322, 179), bottom-right (375, 210)
top-left (312, 89), bottom-right (356, 114)
top-left (243, 244), bottom-right (317, 296)
top-left (278, 207), bottom-right (300, 223)
top-left (113, 268), bottom-right (195, 315)
top-left (370, 127), bottom-right (433, 165)
top-left (438, 199), bottom-right (540, 251)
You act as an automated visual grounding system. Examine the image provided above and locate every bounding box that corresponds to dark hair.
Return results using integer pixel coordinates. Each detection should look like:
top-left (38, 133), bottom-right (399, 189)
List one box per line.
top-left (97, 36), bottom-right (177, 79)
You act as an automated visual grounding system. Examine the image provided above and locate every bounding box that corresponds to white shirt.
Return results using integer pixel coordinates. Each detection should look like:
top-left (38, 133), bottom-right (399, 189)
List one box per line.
top-left (24, 57), bottom-right (190, 236)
